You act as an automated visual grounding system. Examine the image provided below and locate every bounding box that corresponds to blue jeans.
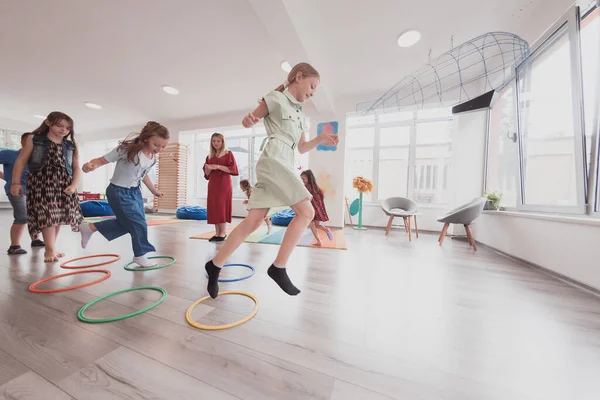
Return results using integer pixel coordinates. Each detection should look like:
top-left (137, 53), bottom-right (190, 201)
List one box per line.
top-left (7, 193), bottom-right (27, 224)
top-left (94, 184), bottom-right (155, 257)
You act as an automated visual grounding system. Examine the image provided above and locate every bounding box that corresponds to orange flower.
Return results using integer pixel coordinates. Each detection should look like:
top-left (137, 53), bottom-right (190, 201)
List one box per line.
top-left (352, 176), bottom-right (373, 193)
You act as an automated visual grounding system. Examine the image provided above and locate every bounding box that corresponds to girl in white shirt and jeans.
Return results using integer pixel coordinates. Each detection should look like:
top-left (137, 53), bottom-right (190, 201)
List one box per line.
top-left (79, 122), bottom-right (169, 267)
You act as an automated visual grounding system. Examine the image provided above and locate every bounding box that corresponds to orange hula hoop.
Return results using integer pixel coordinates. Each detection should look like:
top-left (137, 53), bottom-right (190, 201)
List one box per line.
top-left (61, 254), bottom-right (121, 269)
top-left (29, 270), bottom-right (111, 293)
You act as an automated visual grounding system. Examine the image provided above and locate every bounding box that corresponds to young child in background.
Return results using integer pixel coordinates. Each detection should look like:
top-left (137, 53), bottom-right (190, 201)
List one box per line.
top-left (0, 132), bottom-right (45, 254)
top-left (205, 62), bottom-right (338, 298)
top-left (239, 179), bottom-right (272, 234)
top-left (300, 169), bottom-right (333, 246)
top-left (79, 121), bottom-right (168, 267)
top-left (10, 112), bottom-right (83, 262)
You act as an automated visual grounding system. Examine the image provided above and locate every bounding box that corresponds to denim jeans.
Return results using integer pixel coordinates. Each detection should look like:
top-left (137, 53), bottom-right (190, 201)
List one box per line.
top-left (7, 193), bottom-right (27, 224)
top-left (94, 184), bottom-right (155, 257)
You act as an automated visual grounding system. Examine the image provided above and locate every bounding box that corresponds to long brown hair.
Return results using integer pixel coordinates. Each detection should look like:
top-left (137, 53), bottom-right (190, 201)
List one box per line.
top-left (274, 62), bottom-right (320, 92)
top-left (118, 121), bottom-right (169, 164)
top-left (31, 111), bottom-right (77, 149)
top-left (301, 169), bottom-right (322, 195)
top-left (239, 179), bottom-right (251, 198)
top-left (209, 132), bottom-right (227, 159)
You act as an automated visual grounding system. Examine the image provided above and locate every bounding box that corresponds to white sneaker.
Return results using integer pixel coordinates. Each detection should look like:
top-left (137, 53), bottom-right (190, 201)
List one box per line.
top-left (79, 222), bottom-right (95, 249)
top-left (133, 255), bottom-right (157, 268)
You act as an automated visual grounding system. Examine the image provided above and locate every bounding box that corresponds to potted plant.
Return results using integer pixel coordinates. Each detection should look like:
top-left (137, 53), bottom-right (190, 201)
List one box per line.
top-left (484, 190), bottom-right (502, 210)
top-left (352, 176), bottom-right (374, 229)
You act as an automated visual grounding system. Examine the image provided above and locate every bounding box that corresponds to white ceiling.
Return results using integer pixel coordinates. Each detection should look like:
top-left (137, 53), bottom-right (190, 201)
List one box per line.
top-left (0, 0), bottom-right (577, 134)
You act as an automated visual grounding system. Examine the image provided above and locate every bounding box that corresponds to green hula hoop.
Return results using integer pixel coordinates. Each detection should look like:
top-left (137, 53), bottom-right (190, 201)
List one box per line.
top-left (124, 256), bottom-right (176, 271)
top-left (77, 286), bottom-right (167, 323)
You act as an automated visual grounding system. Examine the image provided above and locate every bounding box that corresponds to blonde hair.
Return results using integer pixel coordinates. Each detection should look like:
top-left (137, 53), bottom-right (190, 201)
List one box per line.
top-left (274, 62), bottom-right (320, 92)
top-left (209, 132), bottom-right (227, 159)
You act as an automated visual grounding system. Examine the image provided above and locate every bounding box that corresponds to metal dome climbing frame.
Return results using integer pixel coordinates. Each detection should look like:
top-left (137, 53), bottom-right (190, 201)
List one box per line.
top-left (357, 32), bottom-right (530, 115)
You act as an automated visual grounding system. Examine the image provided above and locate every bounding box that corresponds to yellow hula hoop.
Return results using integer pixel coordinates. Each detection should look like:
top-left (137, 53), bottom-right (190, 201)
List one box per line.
top-left (185, 291), bottom-right (259, 330)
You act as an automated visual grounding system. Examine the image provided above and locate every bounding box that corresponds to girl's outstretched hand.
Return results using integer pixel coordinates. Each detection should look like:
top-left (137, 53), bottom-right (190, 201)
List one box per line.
top-left (64, 185), bottom-right (76, 195)
top-left (153, 189), bottom-right (164, 198)
top-left (82, 161), bottom-right (96, 173)
top-left (321, 132), bottom-right (339, 146)
top-left (242, 112), bottom-right (260, 128)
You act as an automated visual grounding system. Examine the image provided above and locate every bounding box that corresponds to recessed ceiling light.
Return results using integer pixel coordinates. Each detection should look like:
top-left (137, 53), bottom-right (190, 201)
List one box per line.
top-left (162, 85), bottom-right (179, 95)
top-left (397, 30), bottom-right (421, 48)
top-left (34, 114), bottom-right (46, 120)
top-left (84, 102), bottom-right (102, 110)
top-left (281, 61), bottom-right (292, 73)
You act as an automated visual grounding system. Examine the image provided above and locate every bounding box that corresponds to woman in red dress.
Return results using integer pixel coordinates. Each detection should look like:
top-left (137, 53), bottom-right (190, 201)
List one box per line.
top-left (203, 133), bottom-right (238, 241)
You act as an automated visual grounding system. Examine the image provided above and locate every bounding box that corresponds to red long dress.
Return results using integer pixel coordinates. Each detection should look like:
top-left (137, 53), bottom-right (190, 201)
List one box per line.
top-left (204, 151), bottom-right (239, 224)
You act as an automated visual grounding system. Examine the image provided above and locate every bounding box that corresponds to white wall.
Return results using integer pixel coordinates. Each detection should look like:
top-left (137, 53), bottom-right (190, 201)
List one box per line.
top-left (449, 109), bottom-right (488, 234)
top-left (308, 113), bottom-right (345, 228)
top-left (473, 212), bottom-right (600, 292)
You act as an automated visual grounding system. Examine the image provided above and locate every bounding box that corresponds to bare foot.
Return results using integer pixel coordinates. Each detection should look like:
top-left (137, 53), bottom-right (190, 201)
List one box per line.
top-left (313, 241), bottom-right (322, 247)
top-left (57, 252), bottom-right (65, 258)
top-left (44, 252), bottom-right (60, 262)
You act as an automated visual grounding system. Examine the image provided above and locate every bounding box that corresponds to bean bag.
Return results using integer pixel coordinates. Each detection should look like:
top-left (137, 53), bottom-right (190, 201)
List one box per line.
top-left (176, 205), bottom-right (207, 220)
top-left (80, 200), bottom-right (114, 217)
top-left (271, 208), bottom-right (296, 226)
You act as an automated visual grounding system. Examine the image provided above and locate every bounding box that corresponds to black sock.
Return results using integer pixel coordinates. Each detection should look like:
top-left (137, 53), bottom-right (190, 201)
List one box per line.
top-left (267, 265), bottom-right (300, 296)
top-left (205, 260), bottom-right (221, 298)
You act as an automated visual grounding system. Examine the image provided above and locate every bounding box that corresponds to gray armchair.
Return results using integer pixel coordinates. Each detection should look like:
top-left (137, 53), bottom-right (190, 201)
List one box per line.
top-left (381, 197), bottom-right (419, 240)
top-left (437, 197), bottom-right (487, 250)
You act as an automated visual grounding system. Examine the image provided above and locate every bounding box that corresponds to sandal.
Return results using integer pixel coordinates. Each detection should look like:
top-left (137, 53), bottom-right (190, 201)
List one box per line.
top-left (7, 245), bottom-right (27, 255)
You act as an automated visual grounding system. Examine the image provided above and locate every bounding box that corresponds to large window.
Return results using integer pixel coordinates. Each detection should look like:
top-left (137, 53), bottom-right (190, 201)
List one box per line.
top-left (345, 109), bottom-right (453, 204)
top-left (517, 22), bottom-right (583, 209)
top-left (486, 85), bottom-right (519, 208)
top-left (486, 4), bottom-right (599, 214)
top-left (182, 121), bottom-right (310, 203)
top-left (414, 120), bottom-right (452, 204)
top-left (345, 127), bottom-right (375, 202)
top-left (0, 129), bottom-right (23, 150)
top-left (378, 126), bottom-right (410, 200)
top-left (582, 6), bottom-right (600, 170)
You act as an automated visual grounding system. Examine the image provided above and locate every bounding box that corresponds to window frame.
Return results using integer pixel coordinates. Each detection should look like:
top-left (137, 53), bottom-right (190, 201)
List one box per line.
top-left (585, 3), bottom-right (600, 214)
top-left (514, 4), bottom-right (587, 214)
top-left (485, 4), bottom-right (600, 216)
top-left (345, 111), bottom-right (454, 205)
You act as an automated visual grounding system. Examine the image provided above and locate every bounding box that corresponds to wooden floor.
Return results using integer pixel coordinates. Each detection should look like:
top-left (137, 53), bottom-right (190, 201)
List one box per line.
top-left (0, 211), bottom-right (599, 399)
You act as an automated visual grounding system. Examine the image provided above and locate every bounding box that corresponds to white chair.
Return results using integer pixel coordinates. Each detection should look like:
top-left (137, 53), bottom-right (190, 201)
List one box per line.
top-left (381, 197), bottom-right (419, 240)
top-left (437, 197), bottom-right (487, 250)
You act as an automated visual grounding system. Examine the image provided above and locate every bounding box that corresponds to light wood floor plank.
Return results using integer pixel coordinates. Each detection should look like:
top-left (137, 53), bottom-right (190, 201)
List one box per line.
top-left (0, 349), bottom-right (29, 386)
top-left (59, 346), bottom-right (238, 400)
top-left (0, 291), bottom-right (119, 384)
top-left (0, 371), bottom-right (72, 400)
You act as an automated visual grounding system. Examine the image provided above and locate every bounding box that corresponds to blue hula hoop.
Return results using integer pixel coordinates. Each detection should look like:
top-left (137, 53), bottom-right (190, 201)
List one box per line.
top-left (205, 263), bottom-right (256, 282)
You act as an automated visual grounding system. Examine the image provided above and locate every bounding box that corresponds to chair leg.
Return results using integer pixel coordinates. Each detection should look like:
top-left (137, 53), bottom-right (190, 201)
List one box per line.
top-left (413, 215), bottom-right (419, 238)
top-left (407, 216), bottom-right (412, 241)
top-left (439, 223), bottom-right (449, 246)
top-left (385, 216), bottom-right (394, 235)
top-left (464, 224), bottom-right (477, 251)
top-left (403, 217), bottom-right (409, 232)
